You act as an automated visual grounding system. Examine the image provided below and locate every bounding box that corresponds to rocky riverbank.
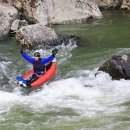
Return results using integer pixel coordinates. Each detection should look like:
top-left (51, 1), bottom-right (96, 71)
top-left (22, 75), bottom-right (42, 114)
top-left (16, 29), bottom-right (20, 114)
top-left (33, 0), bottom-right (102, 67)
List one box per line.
top-left (0, 0), bottom-right (102, 47)
top-left (0, 0), bottom-right (130, 47)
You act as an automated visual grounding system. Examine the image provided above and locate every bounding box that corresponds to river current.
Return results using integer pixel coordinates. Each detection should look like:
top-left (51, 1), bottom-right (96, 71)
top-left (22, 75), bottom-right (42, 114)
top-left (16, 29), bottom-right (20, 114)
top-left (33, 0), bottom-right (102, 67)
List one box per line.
top-left (0, 11), bottom-right (130, 130)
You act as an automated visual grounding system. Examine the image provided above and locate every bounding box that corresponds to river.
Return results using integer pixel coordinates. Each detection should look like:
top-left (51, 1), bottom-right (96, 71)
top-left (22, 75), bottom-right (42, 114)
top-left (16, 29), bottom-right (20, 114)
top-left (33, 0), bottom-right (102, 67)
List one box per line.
top-left (0, 10), bottom-right (130, 130)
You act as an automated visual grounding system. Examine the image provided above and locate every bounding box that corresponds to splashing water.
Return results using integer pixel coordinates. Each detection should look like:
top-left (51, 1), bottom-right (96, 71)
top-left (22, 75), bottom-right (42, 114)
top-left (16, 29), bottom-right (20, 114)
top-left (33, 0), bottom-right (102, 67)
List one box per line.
top-left (0, 68), bottom-right (130, 130)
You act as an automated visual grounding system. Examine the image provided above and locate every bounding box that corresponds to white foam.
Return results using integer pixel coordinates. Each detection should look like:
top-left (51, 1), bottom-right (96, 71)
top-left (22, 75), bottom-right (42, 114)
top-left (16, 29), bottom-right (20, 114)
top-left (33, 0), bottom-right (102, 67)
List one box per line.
top-left (0, 69), bottom-right (129, 120)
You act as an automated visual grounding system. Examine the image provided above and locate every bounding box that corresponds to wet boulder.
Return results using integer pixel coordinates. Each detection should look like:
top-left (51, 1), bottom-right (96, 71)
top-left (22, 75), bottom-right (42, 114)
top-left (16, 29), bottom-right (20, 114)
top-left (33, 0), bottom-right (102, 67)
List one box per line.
top-left (16, 23), bottom-right (60, 47)
top-left (0, 2), bottom-right (18, 39)
top-left (98, 55), bottom-right (130, 80)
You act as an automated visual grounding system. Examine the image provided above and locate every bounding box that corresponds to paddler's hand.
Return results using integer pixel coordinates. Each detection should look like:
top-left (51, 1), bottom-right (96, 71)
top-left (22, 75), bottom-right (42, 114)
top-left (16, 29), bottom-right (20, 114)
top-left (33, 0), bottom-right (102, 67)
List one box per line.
top-left (21, 49), bottom-right (23, 54)
top-left (52, 48), bottom-right (58, 57)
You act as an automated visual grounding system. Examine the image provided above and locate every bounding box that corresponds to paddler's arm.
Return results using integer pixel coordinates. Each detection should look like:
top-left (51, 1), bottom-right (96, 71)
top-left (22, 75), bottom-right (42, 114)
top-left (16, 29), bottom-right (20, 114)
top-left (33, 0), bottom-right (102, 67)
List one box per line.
top-left (21, 49), bottom-right (35, 64)
top-left (41, 48), bottom-right (58, 65)
top-left (41, 55), bottom-right (54, 65)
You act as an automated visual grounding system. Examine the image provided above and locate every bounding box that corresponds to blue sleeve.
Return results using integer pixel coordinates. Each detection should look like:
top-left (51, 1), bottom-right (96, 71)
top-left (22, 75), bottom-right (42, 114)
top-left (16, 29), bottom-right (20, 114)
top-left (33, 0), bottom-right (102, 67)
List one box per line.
top-left (21, 52), bottom-right (35, 64)
top-left (41, 55), bottom-right (54, 65)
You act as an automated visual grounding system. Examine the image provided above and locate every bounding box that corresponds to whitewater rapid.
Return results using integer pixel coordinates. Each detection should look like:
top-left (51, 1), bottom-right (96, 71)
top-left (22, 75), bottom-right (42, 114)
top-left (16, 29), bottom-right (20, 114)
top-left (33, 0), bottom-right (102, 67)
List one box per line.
top-left (0, 69), bottom-right (130, 120)
top-left (1, 42), bottom-right (130, 129)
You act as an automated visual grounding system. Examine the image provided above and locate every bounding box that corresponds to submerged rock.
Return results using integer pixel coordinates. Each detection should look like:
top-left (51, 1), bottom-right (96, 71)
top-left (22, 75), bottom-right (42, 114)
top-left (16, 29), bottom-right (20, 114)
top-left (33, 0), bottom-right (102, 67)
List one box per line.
top-left (0, 58), bottom-right (6, 62)
top-left (16, 23), bottom-right (59, 47)
top-left (98, 55), bottom-right (130, 80)
top-left (0, 2), bottom-right (18, 39)
top-left (2, 0), bottom-right (102, 25)
top-left (0, 58), bottom-right (10, 87)
top-left (0, 74), bottom-right (10, 86)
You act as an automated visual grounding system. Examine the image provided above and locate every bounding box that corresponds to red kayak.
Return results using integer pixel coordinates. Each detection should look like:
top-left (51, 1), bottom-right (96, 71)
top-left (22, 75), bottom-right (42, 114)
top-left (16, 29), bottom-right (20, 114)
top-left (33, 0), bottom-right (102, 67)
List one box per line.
top-left (22, 62), bottom-right (56, 88)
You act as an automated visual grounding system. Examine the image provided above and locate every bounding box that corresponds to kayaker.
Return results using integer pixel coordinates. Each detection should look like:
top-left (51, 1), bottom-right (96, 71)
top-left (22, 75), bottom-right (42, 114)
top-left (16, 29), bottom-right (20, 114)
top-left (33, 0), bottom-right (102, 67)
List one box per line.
top-left (18, 48), bottom-right (58, 88)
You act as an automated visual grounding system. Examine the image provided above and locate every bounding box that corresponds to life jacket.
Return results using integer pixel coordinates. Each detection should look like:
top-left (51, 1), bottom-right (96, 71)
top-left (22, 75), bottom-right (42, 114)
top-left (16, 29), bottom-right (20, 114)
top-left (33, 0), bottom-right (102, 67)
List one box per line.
top-left (33, 58), bottom-right (45, 73)
top-left (33, 59), bottom-right (53, 73)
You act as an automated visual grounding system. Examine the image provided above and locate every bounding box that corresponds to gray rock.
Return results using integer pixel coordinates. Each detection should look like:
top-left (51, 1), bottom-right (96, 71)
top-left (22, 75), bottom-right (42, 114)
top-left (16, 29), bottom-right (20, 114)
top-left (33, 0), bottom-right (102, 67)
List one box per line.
top-left (16, 23), bottom-right (59, 47)
top-left (121, 0), bottom-right (130, 10)
top-left (95, 0), bottom-right (121, 9)
top-left (3, 0), bottom-right (102, 25)
top-left (0, 2), bottom-right (18, 39)
top-left (11, 19), bottom-right (28, 32)
top-left (98, 55), bottom-right (130, 80)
